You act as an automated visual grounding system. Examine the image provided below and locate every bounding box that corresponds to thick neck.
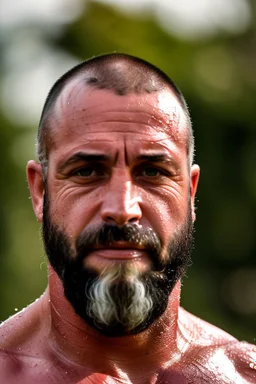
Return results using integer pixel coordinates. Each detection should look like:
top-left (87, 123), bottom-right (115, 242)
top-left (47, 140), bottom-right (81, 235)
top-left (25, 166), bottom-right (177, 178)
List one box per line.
top-left (45, 265), bottom-right (190, 379)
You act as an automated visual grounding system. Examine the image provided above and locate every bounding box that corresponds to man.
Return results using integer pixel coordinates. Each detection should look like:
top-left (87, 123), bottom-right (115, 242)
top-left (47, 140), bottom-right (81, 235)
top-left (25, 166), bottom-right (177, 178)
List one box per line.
top-left (0, 53), bottom-right (255, 383)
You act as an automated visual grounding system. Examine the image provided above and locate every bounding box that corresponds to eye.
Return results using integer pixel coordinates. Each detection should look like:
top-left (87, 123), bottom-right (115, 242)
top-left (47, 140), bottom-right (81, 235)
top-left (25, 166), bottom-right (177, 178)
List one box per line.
top-left (141, 167), bottom-right (165, 178)
top-left (75, 166), bottom-right (96, 177)
top-left (72, 166), bottom-right (106, 178)
top-left (134, 164), bottom-right (174, 184)
top-left (141, 166), bottom-right (169, 179)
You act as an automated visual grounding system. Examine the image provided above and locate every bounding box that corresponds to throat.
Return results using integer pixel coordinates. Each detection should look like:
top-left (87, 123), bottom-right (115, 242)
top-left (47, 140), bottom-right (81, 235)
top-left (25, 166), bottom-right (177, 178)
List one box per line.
top-left (48, 266), bottom-right (183, 377)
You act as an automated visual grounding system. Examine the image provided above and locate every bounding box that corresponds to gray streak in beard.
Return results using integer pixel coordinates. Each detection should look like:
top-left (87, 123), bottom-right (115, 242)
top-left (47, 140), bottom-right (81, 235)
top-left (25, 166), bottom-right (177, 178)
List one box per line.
top-left (86, 264), bottom-right (153, 330)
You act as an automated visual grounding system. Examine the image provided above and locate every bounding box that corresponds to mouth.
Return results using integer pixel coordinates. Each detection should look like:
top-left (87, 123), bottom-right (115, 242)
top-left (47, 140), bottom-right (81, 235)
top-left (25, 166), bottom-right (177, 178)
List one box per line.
top-left (88, 248), bottom-right (148, 260)
top-left (85, 241), bottom-right (149, 261)
top-left (93, 240), bottom-right (146, 249)
top-left (82, 242), bottom-right (152, 273)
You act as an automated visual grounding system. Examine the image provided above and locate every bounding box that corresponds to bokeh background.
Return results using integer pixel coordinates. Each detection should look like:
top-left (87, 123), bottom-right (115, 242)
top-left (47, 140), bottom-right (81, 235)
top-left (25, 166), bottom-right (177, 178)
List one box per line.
top-left (0, 0), bottom-right (255, 342)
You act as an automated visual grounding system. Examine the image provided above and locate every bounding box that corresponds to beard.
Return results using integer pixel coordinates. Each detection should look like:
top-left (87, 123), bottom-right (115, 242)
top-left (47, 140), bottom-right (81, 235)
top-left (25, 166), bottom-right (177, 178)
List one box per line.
top-left (42, 189), bottom-right (194, 337)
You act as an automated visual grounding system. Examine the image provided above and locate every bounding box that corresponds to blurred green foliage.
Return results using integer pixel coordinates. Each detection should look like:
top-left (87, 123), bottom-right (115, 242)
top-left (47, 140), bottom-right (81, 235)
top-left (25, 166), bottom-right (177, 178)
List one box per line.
top-left (0, 1), bottom-right (255, 342)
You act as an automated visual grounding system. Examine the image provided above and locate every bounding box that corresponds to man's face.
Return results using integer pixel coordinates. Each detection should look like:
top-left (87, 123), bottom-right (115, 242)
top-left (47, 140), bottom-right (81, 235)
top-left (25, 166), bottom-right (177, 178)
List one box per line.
top-left (30, 81), bottom-right (199, 336)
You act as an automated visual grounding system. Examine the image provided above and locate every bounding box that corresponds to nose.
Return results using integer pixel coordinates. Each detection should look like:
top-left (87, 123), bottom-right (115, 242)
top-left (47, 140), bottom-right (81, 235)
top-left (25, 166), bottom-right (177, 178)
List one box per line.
top-left (100, 171), bottom-right (142, 226)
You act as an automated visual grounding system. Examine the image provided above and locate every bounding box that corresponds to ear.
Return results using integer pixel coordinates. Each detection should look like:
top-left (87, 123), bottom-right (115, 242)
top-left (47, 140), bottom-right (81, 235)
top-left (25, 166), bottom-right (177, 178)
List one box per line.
top-left (190, 164), bottom-right (200, 222)
top-left (27, 160), bottom-right (45, 222)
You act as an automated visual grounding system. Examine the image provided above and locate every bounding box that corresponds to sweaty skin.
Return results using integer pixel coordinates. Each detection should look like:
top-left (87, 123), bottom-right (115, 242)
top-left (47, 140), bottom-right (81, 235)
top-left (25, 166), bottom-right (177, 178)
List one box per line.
top-left (0, 84), bottom-right (255, 384)
top-left (0, 286), bottom-right (255, 384)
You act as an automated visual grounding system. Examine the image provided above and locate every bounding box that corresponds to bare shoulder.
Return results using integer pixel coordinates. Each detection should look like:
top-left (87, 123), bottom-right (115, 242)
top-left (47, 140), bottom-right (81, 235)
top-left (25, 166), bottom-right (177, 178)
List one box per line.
top-left (0, 293), bottom-right (53, 383)
top-left (0, 293), bottom-right (49, 359)
top-left (178, 308), bottom-right (256, 383)
top-left (0, 294), bottom-right (48, 348)
top-left (223, 340), bottom-right (256, 383)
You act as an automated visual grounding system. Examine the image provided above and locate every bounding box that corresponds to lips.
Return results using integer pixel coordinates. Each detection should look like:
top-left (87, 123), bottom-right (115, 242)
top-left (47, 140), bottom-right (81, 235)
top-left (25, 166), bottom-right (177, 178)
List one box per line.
top-left (87, 242), bottom-right (148, 260)
top-left (76, 223), bottom-right (162, 267)
top-left (88, 248), bottom-right (148, 260)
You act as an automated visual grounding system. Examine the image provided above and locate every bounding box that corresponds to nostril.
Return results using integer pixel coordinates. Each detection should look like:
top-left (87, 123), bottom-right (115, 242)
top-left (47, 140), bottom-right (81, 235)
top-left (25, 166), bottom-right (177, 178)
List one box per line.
top-left (105, 216), bottom-right (116, 223)
top-left (101, 193), bottom-right (142, 225)
top-left (128, 217), bottom-right (139, 223)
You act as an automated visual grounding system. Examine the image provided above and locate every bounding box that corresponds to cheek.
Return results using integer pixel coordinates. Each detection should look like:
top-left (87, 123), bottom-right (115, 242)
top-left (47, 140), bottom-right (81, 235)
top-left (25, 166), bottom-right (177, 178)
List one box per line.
top-left (47, 186), bottom-right (102, 237)
top-left (145, 186), bottom-right (190, 232)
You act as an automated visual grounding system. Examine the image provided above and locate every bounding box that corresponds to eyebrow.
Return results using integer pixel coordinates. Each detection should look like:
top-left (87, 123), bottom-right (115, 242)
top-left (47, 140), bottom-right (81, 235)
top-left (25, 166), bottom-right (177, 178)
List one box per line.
top-left (136, 154), bottom-right (177, 165)
top-left (57, 152), bottom-right (178, 173)
top-left (57, 152), bottom-right (110, 173)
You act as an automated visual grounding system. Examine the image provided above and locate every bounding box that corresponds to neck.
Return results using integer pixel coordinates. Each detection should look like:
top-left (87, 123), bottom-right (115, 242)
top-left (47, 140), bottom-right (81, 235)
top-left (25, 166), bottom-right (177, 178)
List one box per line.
top-left (45, 265), bottom-right (190, 379)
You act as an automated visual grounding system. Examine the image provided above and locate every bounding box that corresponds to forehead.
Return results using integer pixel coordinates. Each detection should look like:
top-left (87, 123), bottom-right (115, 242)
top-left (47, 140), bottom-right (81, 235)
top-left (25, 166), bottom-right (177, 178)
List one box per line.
top-left (49, 78), bottom-right (188, 157)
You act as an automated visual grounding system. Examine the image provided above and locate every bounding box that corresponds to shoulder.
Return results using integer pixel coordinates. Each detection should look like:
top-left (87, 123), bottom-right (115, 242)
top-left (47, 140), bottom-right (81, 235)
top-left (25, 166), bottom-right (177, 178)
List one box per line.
top-left (0, 293), bottom-right (50, 359)
top-left (224, 340), bottom-right (256, 383)
top-left (0, 348), bottom-right (53, 384)
top-left (0, 349), bottom-right (24, 382)
top-left (0, 295), bottom-right (54, 383)
top-left (178, 308), bottom-right (256, 383)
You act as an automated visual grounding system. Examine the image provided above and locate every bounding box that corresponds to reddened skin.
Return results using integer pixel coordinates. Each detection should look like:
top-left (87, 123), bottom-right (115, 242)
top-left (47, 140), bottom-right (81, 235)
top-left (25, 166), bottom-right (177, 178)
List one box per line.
top-left (27, 160), bottom-right (44, 223)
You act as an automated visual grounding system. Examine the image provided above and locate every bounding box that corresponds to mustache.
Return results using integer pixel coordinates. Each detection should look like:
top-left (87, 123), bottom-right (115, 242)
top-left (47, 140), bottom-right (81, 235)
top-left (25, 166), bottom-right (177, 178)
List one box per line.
top-left (76, 223), bottom-right (162, 268)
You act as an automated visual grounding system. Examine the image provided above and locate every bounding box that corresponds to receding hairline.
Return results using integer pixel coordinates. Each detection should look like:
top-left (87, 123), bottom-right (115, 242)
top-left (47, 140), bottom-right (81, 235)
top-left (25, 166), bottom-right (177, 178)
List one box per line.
top-left (37, 53), bottom-right (194, 167)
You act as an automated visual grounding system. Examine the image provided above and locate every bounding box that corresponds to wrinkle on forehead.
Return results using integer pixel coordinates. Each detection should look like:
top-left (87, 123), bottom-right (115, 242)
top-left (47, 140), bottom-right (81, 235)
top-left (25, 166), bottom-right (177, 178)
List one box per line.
top-left (52, 124), bottom-right (187, 154)
top-left (50, 84), bottom-right (188, 154)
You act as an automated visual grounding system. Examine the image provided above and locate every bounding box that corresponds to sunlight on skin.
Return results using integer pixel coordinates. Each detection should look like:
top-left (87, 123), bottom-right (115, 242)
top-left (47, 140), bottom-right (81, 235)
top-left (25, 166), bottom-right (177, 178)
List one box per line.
top-left (0, 52), bottom-right (255, 383)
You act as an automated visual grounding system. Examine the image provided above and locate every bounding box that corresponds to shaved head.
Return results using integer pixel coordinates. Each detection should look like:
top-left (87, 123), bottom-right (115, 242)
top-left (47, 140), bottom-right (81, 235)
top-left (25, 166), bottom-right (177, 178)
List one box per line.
top-left (37, 53), bottom-right (194, 168)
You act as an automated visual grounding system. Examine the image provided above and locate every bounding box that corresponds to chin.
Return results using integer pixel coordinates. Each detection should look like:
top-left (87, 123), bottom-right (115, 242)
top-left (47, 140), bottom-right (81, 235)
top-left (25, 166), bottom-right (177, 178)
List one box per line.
top-left (63, 262), bottom-right (172, 337)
